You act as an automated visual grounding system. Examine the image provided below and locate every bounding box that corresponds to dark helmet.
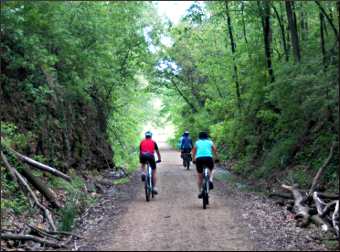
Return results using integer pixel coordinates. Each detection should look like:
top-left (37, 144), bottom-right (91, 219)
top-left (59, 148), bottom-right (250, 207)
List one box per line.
top-left (184, 130), bottom-right (189, 136)
top-left (198, 131), bottom-right (209, 139)
top-left (145, 131), bottom-right (152, 138)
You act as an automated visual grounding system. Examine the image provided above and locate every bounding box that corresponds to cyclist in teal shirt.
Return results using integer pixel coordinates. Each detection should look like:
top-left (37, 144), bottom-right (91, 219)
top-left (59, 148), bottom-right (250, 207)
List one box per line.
top-left (192, 131), bottom-right (219, 199)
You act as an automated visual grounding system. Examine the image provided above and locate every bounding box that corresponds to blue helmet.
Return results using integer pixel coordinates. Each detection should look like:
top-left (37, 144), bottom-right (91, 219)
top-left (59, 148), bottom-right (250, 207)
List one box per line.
top-left (145, 131), bottom-right (152, 138)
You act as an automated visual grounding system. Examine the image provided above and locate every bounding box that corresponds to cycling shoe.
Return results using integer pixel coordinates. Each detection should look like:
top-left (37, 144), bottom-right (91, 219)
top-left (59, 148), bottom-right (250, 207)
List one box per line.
top-left (209, 181), bottom-right (214, 190)
top-left (141, 174), bottom-right (146, 182)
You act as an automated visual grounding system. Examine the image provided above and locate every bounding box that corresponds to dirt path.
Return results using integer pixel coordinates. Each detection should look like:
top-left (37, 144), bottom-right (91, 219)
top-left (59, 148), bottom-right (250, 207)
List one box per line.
top-left (74, 143), bottom-right (329, 251)
top-left (94, 144), bottom-right (255, 251)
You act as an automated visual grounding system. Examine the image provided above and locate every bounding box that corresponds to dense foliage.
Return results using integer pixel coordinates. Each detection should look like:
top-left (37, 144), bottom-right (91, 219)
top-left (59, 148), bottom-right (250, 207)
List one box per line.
top-left (155, 1), bottom-right (339, 189)
top-left (1, 1), bottom-right (339, 198)
top-left (1, 2), bottom-right (162, 171)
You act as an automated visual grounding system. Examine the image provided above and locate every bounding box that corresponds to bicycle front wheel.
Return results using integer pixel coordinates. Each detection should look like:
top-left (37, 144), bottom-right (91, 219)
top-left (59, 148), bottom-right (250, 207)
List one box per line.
top-left (202, 176), bottom-right (210, 209)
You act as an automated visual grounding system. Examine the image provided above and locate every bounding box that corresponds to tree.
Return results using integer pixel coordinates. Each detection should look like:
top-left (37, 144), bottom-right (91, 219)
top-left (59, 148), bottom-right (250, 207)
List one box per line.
top-left (285, 0), bottom-right (301, 63)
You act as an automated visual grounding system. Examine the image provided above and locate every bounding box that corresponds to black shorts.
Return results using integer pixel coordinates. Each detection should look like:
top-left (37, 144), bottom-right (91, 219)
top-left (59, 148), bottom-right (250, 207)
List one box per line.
top-left (181, 148), bottom-right (192, 153)
top-left (140, 153), bottom-right (156, 170)
top-left (195, 157), bottom-right (214, 173)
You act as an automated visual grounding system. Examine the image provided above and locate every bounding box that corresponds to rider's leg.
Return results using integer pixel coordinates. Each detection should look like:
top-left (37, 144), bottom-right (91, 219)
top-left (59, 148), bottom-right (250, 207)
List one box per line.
top-left (140, 163), bottom-right (146, 181)
top-left (181, 150), bottom-right (185, 166)
top-left (196, 158), bottom-right (203, 191)
top-left (152, 169), bottom-right (157, 187)
top-left (197, 172), bottom-right (203, 192)
top-left (140, 155), bottom-right (146, 181)
top-left (208, 169), bottom-right (214, 182)
top-left (150, 158), bottom-right (158, 193)
top-left (196, 158), bottom-right (204, 198)
top-left (141, 163), bottom-right (146, 173)
top-left (205, 157), bottom-right (214, 190)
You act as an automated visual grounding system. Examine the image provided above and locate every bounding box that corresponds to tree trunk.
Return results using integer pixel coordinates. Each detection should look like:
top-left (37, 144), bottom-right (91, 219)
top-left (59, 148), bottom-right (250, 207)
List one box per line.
top-left (272, 3), bottom-right (289, 62)
top-left (300, 2), bottom-right (309, 41)
top-left (286, 0), bottom-right (301, 63)
top-left (320, 11), bottom-right (326, 67)
top-left (224, 1), bottom-right (242, 110)
top-left (241, 2), bottom-right (248, 45)
top-left (338, 1), bottom-right (340, 142)
top-left (172, 77), bottom-right (198, 113)
top-left (281, 2), bottom-right (291, 58)
top-left (260, 0), bottom-right (275, 82)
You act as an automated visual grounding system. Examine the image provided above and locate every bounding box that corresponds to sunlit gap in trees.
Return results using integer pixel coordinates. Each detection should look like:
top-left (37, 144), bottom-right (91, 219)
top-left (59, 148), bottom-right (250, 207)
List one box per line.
top-left (142, 97), bottom-right (175, 148)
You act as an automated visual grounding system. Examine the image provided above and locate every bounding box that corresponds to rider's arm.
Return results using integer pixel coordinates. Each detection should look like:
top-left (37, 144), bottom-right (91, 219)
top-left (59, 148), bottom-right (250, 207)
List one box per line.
top-left (212, 144), bottom-right (219, 160)
top-left (192, 146), bottom-right (196, 161)
top-left (154, 142), bottom-right (161, 161)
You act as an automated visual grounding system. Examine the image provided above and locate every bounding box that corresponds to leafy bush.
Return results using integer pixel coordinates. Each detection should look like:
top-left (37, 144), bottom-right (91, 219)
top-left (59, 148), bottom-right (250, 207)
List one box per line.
top-left (1, 121), bottom-right (34, 150)
top-left (50, 173), bottom-right (96, 231)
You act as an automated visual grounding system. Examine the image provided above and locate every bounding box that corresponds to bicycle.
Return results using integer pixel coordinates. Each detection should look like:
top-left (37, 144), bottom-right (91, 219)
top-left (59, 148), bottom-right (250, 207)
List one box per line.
top-left (202, 166), bottom-right (210, 209)
top-left (200, 159), bottom-right (219, 209)
top-left (145, 159), bottom-right (161, 202)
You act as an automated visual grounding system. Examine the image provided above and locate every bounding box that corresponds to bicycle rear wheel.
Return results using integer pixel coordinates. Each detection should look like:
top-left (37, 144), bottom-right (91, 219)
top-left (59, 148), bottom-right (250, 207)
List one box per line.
top-left (145, 163), bottom-right (153, 202)
top-left (145, 180), bottom-right (150, 202)
top-left (202, 173), bottom-right (210, 209)
top-left (203, 190), bottom-right (208, 209)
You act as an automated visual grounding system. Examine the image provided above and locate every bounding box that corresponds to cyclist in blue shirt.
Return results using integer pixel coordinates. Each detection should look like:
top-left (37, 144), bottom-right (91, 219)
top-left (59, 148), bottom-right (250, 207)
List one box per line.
top-left (192, 131), bottom-right (219, 199)
top-left (180, 130), bottom-right (193, 166)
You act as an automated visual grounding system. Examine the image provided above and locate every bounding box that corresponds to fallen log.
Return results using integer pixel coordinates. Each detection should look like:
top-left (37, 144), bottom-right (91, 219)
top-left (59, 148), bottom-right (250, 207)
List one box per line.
top-left (269, 191), bottom-right (338, 200)
top-left (283, 185), bottom-right (339, 236)
top-left (332, 201), bottom-right (339, 236)
top-left (1, 151), bottom-right (18, 183)
top-left (268, 192), bottom-right (293, 199)
top-left (310, 215), bottom-right (331, 232)
top-left (0, 233), bottom-right (65, 248)
top-left (282, 184), bottom-right (310, 227)
top-left (7, 147), bottom-right (71, 182)
top-left (317, 192), bottom-right (339, 200)
top-left (20, 167), bottom-right (61, 209)
top-left (313, 192), bottom-right (338, 217)
top-left (26, 224), bottom-right (83, 239)
top-left (10, 165), bottom-right (57, 231)
top-left (313, 192), bottom-right (327, 216)
top-left (29, 226), bottom-right (61, 241)
top-left (1, 152), bottom-right (34, 207)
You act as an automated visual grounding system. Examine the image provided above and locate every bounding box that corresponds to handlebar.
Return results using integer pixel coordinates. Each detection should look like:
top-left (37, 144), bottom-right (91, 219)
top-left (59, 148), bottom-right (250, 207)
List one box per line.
top-left (156, 160), bottom-right (161, 163)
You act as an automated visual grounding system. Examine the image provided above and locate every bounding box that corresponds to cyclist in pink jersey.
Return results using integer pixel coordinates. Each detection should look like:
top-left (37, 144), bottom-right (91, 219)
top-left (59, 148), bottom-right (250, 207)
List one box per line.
top-left (139, 131), bottom-right (161, 194)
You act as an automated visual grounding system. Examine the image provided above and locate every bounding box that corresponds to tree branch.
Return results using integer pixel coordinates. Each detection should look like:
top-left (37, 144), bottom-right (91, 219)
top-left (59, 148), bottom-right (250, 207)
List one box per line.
top-left (308, 141), bottom-right (336, 196)
top-left (315, 1), bottom-right (339, 41)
